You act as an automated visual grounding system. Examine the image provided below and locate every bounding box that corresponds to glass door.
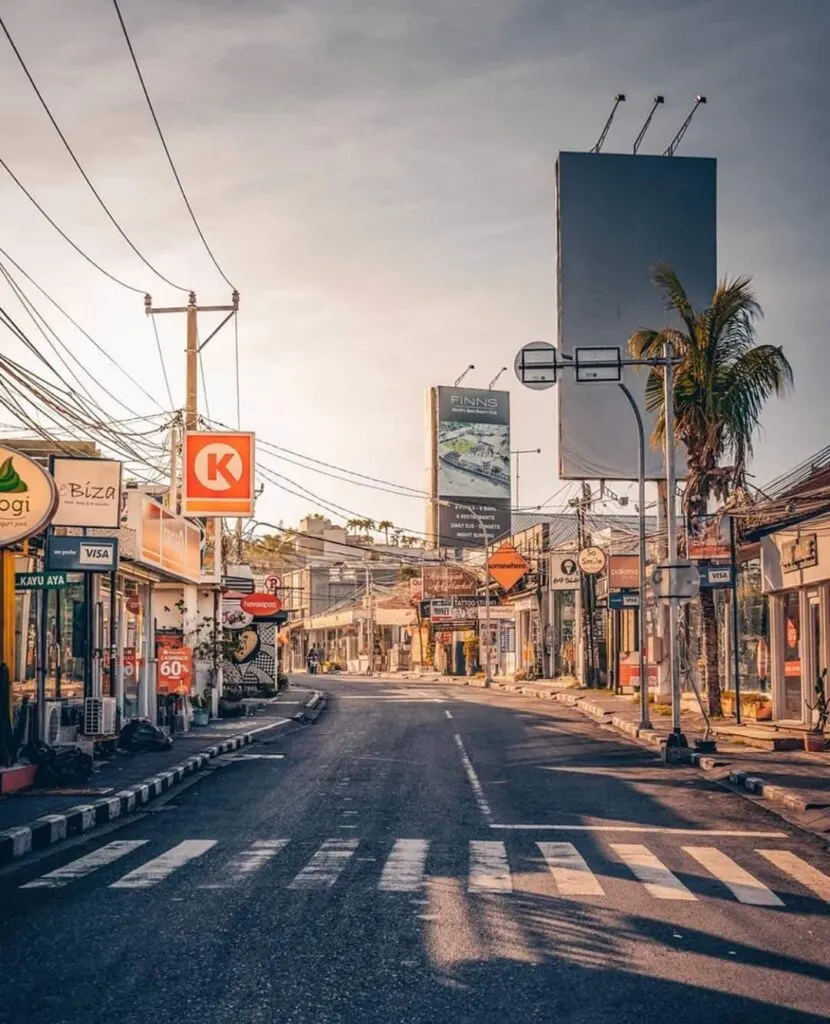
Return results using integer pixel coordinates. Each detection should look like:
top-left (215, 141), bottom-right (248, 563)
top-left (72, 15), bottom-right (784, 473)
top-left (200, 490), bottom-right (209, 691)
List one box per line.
top-left (782, 591), bottom-right (802, 719)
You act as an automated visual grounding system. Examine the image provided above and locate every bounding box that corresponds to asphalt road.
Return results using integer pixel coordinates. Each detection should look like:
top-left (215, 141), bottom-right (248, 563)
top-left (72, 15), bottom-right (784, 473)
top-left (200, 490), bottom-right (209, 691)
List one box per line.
top-left (1, 676), bottom-right (830, 1024)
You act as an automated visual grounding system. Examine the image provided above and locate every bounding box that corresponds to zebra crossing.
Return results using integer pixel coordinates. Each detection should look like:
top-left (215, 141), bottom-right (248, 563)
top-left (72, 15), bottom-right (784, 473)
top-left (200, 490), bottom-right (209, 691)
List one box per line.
top-left (18, 835), bottom-right (830, 909)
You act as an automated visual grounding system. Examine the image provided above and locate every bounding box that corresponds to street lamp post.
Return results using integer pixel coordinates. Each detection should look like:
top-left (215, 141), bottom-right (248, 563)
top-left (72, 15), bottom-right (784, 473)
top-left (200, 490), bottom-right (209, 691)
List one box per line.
top-left (512, 448), bottom-right (542, 510)
top-left (434, 498), bottom-right (493, 687)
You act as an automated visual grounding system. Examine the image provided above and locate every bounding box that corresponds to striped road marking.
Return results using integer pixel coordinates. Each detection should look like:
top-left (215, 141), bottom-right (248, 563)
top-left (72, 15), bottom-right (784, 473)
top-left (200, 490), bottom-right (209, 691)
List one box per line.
top-left (378, 839), bottom-right (430, 892)
top-left (684, 847), bottom-right (784, 906)
top-left (611, 844), bottom-right (696, 901)
top-left (110, 840), bottom-right (216, 890)
top-left (21, 841), bottom-right (149, 890)
top-left (756, 850), bottom-right (830, 904)
top-left (231, 839), bottom-right (289, 877)
top-left (288, 839), bottom-right (359, 889)
top-left (537, 842), bottom-right (605, 896)
top-left (469, 840), bottom-right (512, 893)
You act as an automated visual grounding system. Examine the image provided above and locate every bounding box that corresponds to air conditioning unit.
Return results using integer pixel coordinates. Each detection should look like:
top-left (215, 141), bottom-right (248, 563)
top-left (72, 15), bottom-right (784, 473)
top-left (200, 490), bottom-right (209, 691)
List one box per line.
top-left (83, 697), bottom-right (117, 736)
top-left (44, 701), bottom-right (63, 745)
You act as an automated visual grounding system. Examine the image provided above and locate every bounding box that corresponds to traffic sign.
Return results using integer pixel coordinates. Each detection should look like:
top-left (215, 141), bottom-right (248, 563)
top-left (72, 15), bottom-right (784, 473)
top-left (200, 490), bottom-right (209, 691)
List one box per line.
top-left (577, 546), bottom-right (606, 575)
top-left (649, 559), bottom-right (701, 604)
top-left (608, 590), bottom-right (640, 610)
top-left (157, 645), bottom-right (193, 694)
top-left (264, 573), bottom-right (282, 594)
top-left (15, 571), bottom-right (67, 590)
top-left (574, 346), bottom-right (622, 384)
top-left (46, 536), bottom-right (119, 573)
top-left (514, 341), bottom-right (557, 390)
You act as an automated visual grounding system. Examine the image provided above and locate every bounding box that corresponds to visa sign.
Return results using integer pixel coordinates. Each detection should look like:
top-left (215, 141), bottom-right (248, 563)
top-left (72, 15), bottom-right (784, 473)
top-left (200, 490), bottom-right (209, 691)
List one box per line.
top-left (46, 536), bottom-right (119, 573)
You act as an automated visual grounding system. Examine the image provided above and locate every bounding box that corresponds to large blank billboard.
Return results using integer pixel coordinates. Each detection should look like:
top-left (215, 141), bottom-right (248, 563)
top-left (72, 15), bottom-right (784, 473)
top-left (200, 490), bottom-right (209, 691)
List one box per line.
top-left (425, 386), bottom-right (511, 548)
top-left (557, 151), bottom-right (717, 480)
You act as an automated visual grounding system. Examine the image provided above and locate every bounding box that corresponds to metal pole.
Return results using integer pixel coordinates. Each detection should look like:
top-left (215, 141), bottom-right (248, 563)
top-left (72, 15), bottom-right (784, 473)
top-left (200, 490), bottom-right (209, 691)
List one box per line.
top-left (618, 383), bottom-right (651, 730)
top-left (515, 454), bottom-right (521, 511)
top-left (37, 587), bottom-right (48, 743)
top-left (663, 341), bottom-right (683, 741)
top-left (480, 514), bottom-right (492, 687)
top-left (365, 563), bottom-right (373, 677)
top-left (730, 515), bottom-right (741, 725)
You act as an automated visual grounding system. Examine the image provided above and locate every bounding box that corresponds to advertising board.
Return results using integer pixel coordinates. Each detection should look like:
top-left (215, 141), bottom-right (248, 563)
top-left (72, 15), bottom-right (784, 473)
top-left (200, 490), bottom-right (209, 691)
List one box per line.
top-left (51, 457), bottom-right (123, 529)
top-left (183, 431), bottom-right (255, 517)
top-left (687, 514), bottom-right (731, 560)
top-left (427, 387), bottom-right (511, 547)
top-left (556, 151), bottom-right (716, 480)
top-left (0, 445), bottom-right (58, 547)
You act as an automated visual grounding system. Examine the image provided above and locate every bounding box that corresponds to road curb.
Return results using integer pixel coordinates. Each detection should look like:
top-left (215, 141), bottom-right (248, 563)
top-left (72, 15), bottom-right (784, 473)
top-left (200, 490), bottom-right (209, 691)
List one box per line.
top-left (0, 720), bottom-right (293, 867)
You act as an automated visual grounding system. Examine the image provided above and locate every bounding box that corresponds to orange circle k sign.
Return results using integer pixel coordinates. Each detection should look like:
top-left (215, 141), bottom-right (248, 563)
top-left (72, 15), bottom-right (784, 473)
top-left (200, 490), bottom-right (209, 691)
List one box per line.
top-left (183, 431), bottom-right (255, 517)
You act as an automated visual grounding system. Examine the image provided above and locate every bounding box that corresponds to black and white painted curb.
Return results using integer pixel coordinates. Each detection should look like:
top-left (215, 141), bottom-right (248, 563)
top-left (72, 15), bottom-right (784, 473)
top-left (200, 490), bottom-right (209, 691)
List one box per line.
top-left (0, 721), bottom-right (299, 868)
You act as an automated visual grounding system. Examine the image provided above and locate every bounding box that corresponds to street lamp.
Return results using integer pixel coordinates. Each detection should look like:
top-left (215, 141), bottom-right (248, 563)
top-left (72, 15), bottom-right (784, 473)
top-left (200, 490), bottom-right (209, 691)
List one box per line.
top-left (512, 448), bottom-right (542, 510)
top-left (432, 498), bottom-right (494, 687)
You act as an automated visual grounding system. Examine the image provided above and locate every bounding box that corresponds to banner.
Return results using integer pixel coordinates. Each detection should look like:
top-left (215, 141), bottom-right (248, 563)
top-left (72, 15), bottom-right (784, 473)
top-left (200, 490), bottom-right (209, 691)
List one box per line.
top-left (687, 515), bottom-right (731, 560)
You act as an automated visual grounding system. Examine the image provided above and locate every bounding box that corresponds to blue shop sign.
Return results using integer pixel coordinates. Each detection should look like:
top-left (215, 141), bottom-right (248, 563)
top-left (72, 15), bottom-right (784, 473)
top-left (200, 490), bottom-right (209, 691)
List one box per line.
top-left (699, 564), bottom-right (732, 589)
top-left (46, 536), bottom-right (119, 573)
top-left (608, 590), bottom-right (640, 609)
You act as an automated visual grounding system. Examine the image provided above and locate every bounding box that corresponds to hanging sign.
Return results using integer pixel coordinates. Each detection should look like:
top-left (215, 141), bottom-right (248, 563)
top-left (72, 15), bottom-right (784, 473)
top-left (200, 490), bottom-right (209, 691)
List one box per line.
top-left (577, 546), bottom-right (606, 575)
top-left (182, 431), bottom-right (256, 517)
top-left (50, 457), bottom-right (123, 529)
top-left (46, 536), bottom-right (119, 573)
top-left (0, 445), bottom-right (59, 547)
top-left (240, 593), bottom-right (283, 618)
top-left (550, 553), bottom-right (580, 590)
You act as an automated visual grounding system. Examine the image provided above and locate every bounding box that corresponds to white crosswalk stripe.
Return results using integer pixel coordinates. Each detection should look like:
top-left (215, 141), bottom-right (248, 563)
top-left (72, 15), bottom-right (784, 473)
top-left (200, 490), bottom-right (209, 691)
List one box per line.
top-left (21, 841), bottom-right (149, 890)
top-left (684, 846), bottom-right (784, 906)
top-left (110, 840), bottom-right (217, 890)
top-left (611, 843), bottom-right (696, 901)
top-left (469, 840), bottom-right (512, 892)
top-left (379, 839), bottom-right (429, 891)
top-left (537, 842), bottom-right (605, 896)
top-left (288, 838), bottom-right (359, 889)
top-left (756, 849), bottom-right (830, 904)
top-left (199, 840), bottom-right (290, 888)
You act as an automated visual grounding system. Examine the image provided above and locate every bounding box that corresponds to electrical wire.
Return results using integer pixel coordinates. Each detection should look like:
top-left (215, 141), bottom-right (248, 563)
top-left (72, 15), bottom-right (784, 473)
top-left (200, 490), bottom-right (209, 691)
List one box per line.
top-left (0, 245), bottom-right (169, 411)
top-left (0, 13), bottom-right (188, 294)
top-left (111, 0), bottom-right (236, 292)
top-left (150, 313), bottom-right (176, 409)
top-left (0, 154), bottom-right (148, 294)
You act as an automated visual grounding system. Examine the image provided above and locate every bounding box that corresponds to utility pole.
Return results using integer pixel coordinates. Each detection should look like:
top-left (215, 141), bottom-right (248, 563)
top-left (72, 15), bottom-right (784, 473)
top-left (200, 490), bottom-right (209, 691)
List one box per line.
top-left (576, 481), bottom-right (597, 687)
top-left (663, 339), bottom-right (683, 742)
top-left (365, 562), bottom-right (374, 677)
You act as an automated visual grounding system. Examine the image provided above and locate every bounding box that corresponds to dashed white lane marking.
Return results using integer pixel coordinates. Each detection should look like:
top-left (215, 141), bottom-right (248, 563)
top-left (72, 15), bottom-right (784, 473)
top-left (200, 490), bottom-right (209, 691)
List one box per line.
top-left (469, 840), bottom-right (512, 893)
top-left (378, 839), bottom-right (430, 892)
top-left (757, 850), bottom-right (830, 903)
top-left (537, 842), bottom-right (605, 896)
top-left (444, 710), bottom-right (453, 720)
top-left (110, 840), bottom-right (217, 890)
top-left (684, 847), bottom-right (784, 907)
top-left (288, 839), bottom-right (360, 889)
top-left (453, 733), bottom-right (493, 825)
top-left (490, 825), bottom-right (788, 837)
top-left (21, 841), bottom-right (149, 890)
top-left (611, 844), bottom-right (696, 901)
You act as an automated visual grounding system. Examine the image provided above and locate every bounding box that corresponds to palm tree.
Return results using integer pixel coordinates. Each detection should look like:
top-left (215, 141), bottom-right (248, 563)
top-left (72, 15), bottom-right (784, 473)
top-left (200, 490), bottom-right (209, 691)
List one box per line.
top-left (361, 519), bottom-right (376, 539)
top-left (345, 518), bottom-right (362, 536)
top-left (377, 520), bottom-right (394, 544)
top-left (628, 263), bottom-right (793, 716)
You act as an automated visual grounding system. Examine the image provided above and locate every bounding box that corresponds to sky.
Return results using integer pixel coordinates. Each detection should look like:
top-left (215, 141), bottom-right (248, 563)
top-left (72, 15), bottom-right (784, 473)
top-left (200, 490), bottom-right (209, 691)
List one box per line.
top-left (0, 0), bottom-right (828, 538)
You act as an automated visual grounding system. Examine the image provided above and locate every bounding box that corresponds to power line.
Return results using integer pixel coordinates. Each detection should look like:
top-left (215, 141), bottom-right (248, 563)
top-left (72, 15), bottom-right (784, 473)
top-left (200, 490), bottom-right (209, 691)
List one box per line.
top-left (150, 313), bottom-right (176, 409)
top-left (111, 0), bottom-right (237, 292)
top-left (0, 155), bottom-right (147, 294)
top-left (0, 13), bottom-right (189, 294)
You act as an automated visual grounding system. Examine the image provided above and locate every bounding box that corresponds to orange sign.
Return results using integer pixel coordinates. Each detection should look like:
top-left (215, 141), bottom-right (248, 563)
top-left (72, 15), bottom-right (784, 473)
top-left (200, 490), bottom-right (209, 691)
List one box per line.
top-left (157, 645), bottom-right (193, 694)
top-left (135, 495), bottom-right (202, 582)
top-left (488, 543), bottom-right (530, 592)
top-left (240, 593), bottom-right (283, 617)
top-left (183, 431), bottom-right (255, 517)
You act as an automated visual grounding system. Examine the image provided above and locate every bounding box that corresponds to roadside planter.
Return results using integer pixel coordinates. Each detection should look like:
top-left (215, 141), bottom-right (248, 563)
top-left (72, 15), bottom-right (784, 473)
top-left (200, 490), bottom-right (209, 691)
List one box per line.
top-left (191, 708), bottom-right (210, 727)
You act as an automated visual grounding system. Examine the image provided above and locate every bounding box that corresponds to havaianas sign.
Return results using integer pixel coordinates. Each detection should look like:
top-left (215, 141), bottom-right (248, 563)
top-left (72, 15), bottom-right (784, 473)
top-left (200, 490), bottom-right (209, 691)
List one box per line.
top-left (0, 445), bottom-right (59, 547)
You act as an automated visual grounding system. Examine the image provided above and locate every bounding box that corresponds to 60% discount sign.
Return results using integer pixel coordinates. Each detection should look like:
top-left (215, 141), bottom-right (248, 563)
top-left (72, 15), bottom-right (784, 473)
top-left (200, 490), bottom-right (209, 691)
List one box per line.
top-left (157, 646), bottom-right (193, 694)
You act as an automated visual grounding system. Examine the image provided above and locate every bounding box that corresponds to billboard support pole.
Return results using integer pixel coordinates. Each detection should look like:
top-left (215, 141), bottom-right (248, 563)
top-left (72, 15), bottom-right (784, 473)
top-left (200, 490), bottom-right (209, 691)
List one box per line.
top-left (730, 515), bottom-right (741, 725)
top-left (618, 384), bottom-right (651, 730)
top-left (663, 341), bottom-right (686, 745)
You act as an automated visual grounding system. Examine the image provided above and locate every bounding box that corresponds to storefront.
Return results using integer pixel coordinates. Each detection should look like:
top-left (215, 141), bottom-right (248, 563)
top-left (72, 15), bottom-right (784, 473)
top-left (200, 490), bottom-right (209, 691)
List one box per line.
top-left (760, 520), bottom-right (830, 725)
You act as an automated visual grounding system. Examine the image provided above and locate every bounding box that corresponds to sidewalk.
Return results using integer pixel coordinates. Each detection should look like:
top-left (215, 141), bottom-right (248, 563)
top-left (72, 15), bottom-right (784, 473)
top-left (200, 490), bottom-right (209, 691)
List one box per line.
top-left (0, 690), bottom-right (321, 865)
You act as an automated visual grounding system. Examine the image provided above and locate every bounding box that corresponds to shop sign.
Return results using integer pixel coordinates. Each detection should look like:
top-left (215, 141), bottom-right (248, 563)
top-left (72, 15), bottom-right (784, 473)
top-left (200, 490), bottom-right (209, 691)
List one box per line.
top-left (699, 564), bottom-right (733, 588)
top-left (421, 564), bottom-right (475, 599)
top-left (240, 593), bottom-right (283, 618)
top-left (51, 457), bottom-right (123, 529)
top-left (608, 589), bottom-right (639, 609)
top-left (126, 595), bottom-right (141, 615)
top-left (122, 647), bottom-right (138, 683)
top-left (157, 645), bottom-right (193, 694)
top-left (183, 431), bottom-right (255, 517)
top-left (488, 543), bottom-right (530, 591)
top-left (577, 546), bottom-right (606, 575)
top-left (46, 536), bottom-right (119, 573)
top-left (608, 555), bottom-right (639, 590)
top-left (781, 534), bottom-right (818, 574)
top-left (0, 445), bottom-right (59, 547)
top-left (15, 571), bottom-right (67, 590)
top-left (550, 553), bottom-right (580, 591)
top-left (687, 514), bottom-right (731, 560)
top-left (131, 494), bottom-right (202, 583)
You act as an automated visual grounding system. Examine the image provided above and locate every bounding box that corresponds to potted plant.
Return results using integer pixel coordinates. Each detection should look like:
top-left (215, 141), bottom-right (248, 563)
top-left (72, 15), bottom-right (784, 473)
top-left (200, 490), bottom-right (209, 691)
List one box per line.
top-left (190, 694), bottom-right (210, 727)
top-left (805, 669), bottom-right (828, 752)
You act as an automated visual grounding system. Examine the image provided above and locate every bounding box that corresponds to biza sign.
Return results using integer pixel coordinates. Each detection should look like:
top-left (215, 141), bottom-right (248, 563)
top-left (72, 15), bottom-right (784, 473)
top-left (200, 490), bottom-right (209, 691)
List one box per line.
top-left (182, 432), bottom-right (255, 517)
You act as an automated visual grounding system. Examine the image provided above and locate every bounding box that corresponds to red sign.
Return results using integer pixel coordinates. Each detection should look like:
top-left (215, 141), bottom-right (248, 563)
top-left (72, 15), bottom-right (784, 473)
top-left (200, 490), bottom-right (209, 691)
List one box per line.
top-left (240, 593), bottom-right (283, 618)
top-left (126, 595), bottom-right (141, 615)
top-left (157, 645), bottom-right (193, 694)
top-left (183, 431), bottom-right (255, 517)
top-left (122, 646), bottom-right (137, 682)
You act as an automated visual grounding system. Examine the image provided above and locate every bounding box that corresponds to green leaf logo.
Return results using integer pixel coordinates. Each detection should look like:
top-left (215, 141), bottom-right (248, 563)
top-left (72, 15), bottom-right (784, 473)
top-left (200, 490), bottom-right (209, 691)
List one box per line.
top-left (0, 456), bottom-right (28, 493)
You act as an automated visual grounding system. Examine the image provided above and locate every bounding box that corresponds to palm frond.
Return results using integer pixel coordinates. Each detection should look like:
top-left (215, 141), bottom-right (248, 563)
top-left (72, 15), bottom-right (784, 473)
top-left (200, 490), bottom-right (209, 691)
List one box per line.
top-left (651, 262), bottom-right (698, 339)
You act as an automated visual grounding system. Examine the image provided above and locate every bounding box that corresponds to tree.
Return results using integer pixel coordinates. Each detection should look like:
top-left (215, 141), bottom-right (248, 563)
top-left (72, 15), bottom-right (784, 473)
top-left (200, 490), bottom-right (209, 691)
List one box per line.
top-left (361, 519), bottom-right (376, 539)
top-left (346, 519), bottom-right (363, 536)
top-left (628, 263), bottom-right (793, 716)
top-left (378, 520), bottom-right (394, 544)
